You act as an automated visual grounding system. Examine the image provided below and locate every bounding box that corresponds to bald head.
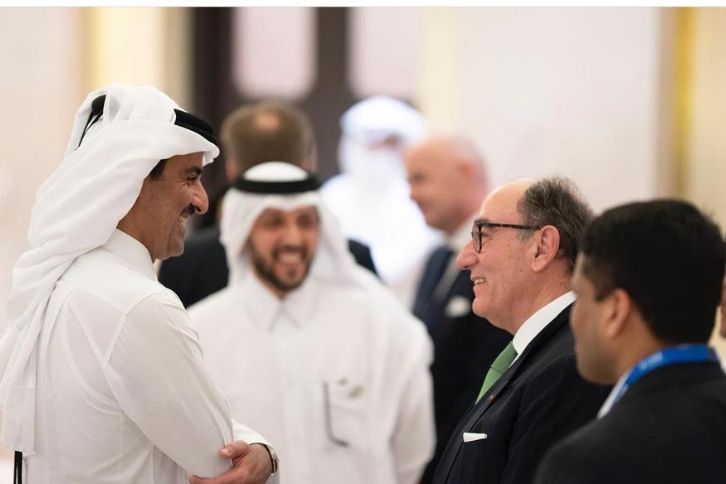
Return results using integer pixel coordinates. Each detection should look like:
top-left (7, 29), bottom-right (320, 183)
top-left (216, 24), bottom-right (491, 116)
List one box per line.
top-left (405, 134), bottom-right (489, 235)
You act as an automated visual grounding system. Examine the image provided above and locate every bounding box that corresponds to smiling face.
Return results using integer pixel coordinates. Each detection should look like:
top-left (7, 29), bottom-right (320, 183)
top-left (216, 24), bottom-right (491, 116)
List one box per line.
top-left (119, 152), bottom-right (208, 260)
top-left (246, 205), bottom-right (321, 298)
top-left (455, 181), bottom-right (534, 333)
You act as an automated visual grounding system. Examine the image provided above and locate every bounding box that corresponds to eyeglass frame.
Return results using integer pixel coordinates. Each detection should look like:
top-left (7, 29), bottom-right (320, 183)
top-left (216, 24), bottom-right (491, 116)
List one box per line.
top-left (470, 220), bottom-right (540, 253)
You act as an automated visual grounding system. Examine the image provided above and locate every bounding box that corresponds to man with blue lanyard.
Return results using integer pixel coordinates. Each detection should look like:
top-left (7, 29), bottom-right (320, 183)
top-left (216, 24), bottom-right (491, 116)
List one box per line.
top-left (536, 199), bottom-right (726, 483)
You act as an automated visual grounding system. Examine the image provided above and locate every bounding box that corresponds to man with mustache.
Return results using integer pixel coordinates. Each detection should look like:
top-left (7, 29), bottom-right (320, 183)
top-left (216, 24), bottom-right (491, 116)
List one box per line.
top-left (158, 100), bottom-right (377, 308)
top-left (188, 161), bottom-right (436, 484)
top-left (0, 84), bottom-right (274, 483)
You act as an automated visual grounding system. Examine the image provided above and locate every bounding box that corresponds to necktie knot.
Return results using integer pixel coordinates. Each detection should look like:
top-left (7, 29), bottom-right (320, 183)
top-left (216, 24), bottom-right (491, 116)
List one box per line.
top-left (476, 342), bottom-right (517, 403)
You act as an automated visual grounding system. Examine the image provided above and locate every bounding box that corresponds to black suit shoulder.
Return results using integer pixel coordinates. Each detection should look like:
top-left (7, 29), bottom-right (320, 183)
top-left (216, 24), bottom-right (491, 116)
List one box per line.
top-left (434, 305), bottom-right (610, 484)
top-left (536, 362), bottom-right (726, 484)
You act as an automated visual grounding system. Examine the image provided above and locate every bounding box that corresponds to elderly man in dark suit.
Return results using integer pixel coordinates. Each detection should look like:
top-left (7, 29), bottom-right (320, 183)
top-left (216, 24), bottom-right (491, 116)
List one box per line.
top-left (536, 200), bottom-right (726, 484)
top-left (405, 134), bottom-right (511, 482)
top-left (433, 177), bottom-right (610, 484)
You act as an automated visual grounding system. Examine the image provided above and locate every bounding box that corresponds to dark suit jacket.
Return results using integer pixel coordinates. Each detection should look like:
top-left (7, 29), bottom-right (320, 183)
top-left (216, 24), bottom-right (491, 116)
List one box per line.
top-left (536, 361), bottom-right (726, 484)
top-left (159, 225), bottom-right (377, 307)
top-left (432, 304), bottom-right (610, 484)
top-left (414, 259), bottom-right (511, 483)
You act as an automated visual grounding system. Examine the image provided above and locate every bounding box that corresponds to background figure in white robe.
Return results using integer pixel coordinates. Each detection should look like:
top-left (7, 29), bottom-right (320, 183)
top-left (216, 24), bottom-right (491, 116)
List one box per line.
top-left (321, 96), bottom-right (443, 307)
top-left (0, 84), bottom-right (275, 484)
top-left (189, 161), bottom-right (436, 484)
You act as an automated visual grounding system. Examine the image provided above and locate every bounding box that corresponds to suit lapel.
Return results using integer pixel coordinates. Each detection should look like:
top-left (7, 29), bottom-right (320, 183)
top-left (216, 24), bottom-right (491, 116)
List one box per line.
top-left (435, 305), bottom-right (573, 483)
top-left (454, 306), bottom-right (572, 440)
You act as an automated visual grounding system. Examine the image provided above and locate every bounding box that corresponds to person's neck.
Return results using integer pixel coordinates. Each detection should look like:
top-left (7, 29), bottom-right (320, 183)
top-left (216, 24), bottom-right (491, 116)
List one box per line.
top-left (116, 224), bottom-right (156, 262)
top-left (613, 333), bottom-right (669, 383)
top-left (509, 278), bottom-right (571, 335)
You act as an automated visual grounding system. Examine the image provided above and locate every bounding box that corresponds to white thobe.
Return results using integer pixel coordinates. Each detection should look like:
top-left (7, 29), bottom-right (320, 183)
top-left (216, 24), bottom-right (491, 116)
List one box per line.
top-left (28, 230), bottom-right (266, 483)
top-left (189, 268), bottom-right (435, 484)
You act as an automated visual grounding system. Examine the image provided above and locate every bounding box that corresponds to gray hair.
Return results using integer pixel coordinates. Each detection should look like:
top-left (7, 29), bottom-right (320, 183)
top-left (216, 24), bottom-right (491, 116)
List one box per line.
top-left (517, 177), bottom-right (593, 270)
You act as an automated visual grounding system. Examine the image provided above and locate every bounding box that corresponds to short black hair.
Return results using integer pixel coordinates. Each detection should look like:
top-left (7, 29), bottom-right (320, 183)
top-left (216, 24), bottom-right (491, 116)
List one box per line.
top-left (581, 199), bottom-right (725, 344)
top-left (518, 177), bottom-right (594, 270)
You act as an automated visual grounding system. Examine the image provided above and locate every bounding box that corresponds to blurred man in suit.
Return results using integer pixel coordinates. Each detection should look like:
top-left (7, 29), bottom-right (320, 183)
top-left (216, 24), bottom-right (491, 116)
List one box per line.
top-left (536, 200), bottom-right (726, 484)
top-left (404, 134), bottom-right (511, 482)
top-left (159, 101), bottom-right (376, 307)
top-left (433, 177), bottom-right (610, 484)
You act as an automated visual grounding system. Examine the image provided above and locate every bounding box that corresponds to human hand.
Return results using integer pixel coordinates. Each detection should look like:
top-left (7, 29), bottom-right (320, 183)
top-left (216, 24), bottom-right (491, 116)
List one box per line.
top-left (189, 441), bottom-right (272, 484)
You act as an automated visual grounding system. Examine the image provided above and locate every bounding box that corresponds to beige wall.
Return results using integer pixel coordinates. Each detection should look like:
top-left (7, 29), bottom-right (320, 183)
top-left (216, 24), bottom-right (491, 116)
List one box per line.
top-left (420, 8), bottom-right (664, 213)
top-left (685, 8), bottom-right (726, 355)
top-left (0, 8), bottom-right (86, 328)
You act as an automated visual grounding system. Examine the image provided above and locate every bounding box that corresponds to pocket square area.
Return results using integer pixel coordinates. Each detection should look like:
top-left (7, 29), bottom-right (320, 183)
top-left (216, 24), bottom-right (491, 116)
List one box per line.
top-left (463, 432), bottom-right (488, 442)
top-left (445, 295), bottom-right (471, 318)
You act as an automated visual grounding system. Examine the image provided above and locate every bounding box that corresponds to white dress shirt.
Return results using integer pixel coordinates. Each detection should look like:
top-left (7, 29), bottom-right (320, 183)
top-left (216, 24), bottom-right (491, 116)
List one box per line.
top-left (189, 268), bottom-right (435, 484)
top-left (28, 230), bottom-right (266, 483)
top-left (511, 291), bottom-right (576, 363)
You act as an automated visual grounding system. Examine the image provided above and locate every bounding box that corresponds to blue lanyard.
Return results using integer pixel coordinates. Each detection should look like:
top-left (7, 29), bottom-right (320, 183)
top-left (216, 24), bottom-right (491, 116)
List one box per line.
top-left (613, 344), bottom-right (719, 406)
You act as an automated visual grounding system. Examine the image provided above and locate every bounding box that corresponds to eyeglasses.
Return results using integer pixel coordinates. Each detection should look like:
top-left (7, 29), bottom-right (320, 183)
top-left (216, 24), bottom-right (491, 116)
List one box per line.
top-left (471, 220), bottom-right (539, 253)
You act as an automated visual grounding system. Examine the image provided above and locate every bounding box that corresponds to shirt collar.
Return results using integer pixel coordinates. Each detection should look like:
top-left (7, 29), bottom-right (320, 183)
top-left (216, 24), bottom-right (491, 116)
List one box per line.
top-left (104, 229), bottom-right (157, 281)
top-left (512, 291), bottom-right (575, 359)
top-left (239, 270), bottom-right (319, 331)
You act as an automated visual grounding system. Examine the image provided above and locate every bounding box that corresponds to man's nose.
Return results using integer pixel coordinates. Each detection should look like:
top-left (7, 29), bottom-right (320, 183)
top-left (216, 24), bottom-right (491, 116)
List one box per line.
top-left (456, 240), bottom-right (477, 270)
top-left (192, 183), bottom-right (209, 215)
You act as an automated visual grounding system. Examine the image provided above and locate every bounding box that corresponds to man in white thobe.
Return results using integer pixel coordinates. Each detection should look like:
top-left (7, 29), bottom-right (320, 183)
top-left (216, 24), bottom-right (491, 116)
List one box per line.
top-left (189, 161), bottom-right (435, 484)
top-left (0, 84), bottom-right (276, 483)
top-left (321, 96), bottom-right (442, 306)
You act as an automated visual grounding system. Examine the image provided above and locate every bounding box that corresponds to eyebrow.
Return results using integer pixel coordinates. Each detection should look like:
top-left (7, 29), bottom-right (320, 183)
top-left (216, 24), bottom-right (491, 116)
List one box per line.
top-left (184, 166), bottom-right (203, 177)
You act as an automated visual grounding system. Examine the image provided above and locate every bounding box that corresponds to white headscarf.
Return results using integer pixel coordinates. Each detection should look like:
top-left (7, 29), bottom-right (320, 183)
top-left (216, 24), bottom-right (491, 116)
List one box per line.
top-left (220, 162), bottom-right (360, 289)
top-left (0, 83), bottom-right (219, 454)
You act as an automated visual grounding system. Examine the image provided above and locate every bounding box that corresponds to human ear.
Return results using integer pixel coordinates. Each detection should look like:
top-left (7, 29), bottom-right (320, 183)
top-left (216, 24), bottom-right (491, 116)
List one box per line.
top-left (531, 225), bottom-right (560, 272)
top-left (602, 288), bottom-right (631, 340)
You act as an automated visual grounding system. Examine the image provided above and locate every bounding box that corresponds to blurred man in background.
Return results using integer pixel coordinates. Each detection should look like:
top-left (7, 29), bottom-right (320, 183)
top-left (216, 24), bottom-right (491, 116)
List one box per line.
top-left (189, 161), bottom-right (435, 484)
top-left (159, 100), bottom-right (376, 307)
top-left (321, 96), bottom-right (442, 306)
top-left (404, 134), bottom-right (511, 482)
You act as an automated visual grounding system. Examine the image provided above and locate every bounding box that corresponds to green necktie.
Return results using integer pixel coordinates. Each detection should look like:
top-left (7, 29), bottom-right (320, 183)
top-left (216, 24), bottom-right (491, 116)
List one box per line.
top-left (476, 342), bottom-right (518, 403)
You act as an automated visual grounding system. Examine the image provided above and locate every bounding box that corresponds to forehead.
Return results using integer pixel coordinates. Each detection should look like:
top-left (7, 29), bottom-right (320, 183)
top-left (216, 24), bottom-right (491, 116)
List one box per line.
top-left (479, 182), bottom-right (528, 221)
top-left (256, 204), bottom-right (320, 220)
top-left (165, 152), bottom-right (204, 172)
top-left (406, 142), bottom-right (445, 168)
